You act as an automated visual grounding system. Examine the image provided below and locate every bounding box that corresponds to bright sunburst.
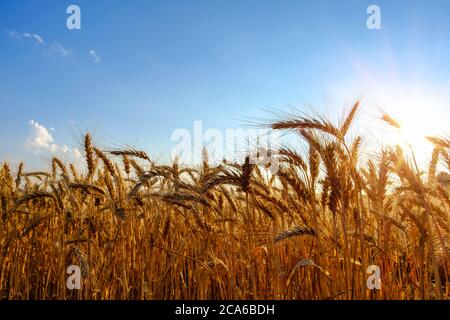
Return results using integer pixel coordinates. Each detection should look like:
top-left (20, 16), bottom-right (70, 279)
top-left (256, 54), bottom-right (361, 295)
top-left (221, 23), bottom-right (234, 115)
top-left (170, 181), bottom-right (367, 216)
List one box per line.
top-left (376, 89), bottom-right (449, 165)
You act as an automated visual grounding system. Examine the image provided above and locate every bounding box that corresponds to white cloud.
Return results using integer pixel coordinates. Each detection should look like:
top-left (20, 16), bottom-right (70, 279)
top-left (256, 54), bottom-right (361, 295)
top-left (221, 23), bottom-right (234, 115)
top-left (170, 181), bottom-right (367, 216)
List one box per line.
top-left (23, 32), bottom-right (44, 44)
top-left (8, 30), bottom-right (44, 44)
top-left (27, 120), bottom-right (81, 160)
top-left (33, 34), bottom-right (44, 44)
top-left (6, 29), bottom-right (72, 58)
top-left (73, 148), bottom-right (82, 158)
top-left (50, 41), bottom-right (72, 57)
top-left (89, 49), bottom-right (101, 63)
top-left (28, 120), bottom-right (54, 149)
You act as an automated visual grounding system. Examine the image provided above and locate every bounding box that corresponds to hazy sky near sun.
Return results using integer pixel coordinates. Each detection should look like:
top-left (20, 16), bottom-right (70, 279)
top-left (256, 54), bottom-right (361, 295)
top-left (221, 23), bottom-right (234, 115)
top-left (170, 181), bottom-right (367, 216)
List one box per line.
top-left (0, 0), bottom-right (449, 168)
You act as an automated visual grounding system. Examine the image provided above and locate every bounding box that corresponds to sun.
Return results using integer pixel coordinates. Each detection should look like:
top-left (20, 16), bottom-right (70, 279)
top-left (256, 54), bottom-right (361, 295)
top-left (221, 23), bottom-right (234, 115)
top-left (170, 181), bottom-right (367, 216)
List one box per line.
top-left (377, 92), bottom-right (449, 165)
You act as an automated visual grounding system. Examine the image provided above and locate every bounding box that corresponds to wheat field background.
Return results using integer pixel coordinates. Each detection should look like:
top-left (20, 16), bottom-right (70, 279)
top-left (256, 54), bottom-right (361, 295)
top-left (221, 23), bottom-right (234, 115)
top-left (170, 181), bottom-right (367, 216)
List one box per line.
top-left (0, 102), bottom-right (448, 300)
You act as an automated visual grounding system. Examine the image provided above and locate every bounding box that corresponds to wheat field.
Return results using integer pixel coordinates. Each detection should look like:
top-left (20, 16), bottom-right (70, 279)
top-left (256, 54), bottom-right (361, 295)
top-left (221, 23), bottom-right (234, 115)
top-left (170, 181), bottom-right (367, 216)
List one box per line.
top-left (0, 102), bottom-right (449, 300)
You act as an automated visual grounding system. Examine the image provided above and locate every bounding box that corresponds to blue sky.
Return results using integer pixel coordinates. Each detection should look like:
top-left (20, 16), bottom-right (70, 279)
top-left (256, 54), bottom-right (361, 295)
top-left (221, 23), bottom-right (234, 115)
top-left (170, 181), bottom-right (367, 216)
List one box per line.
top-left (1, 0), bottom-right (449, 168)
